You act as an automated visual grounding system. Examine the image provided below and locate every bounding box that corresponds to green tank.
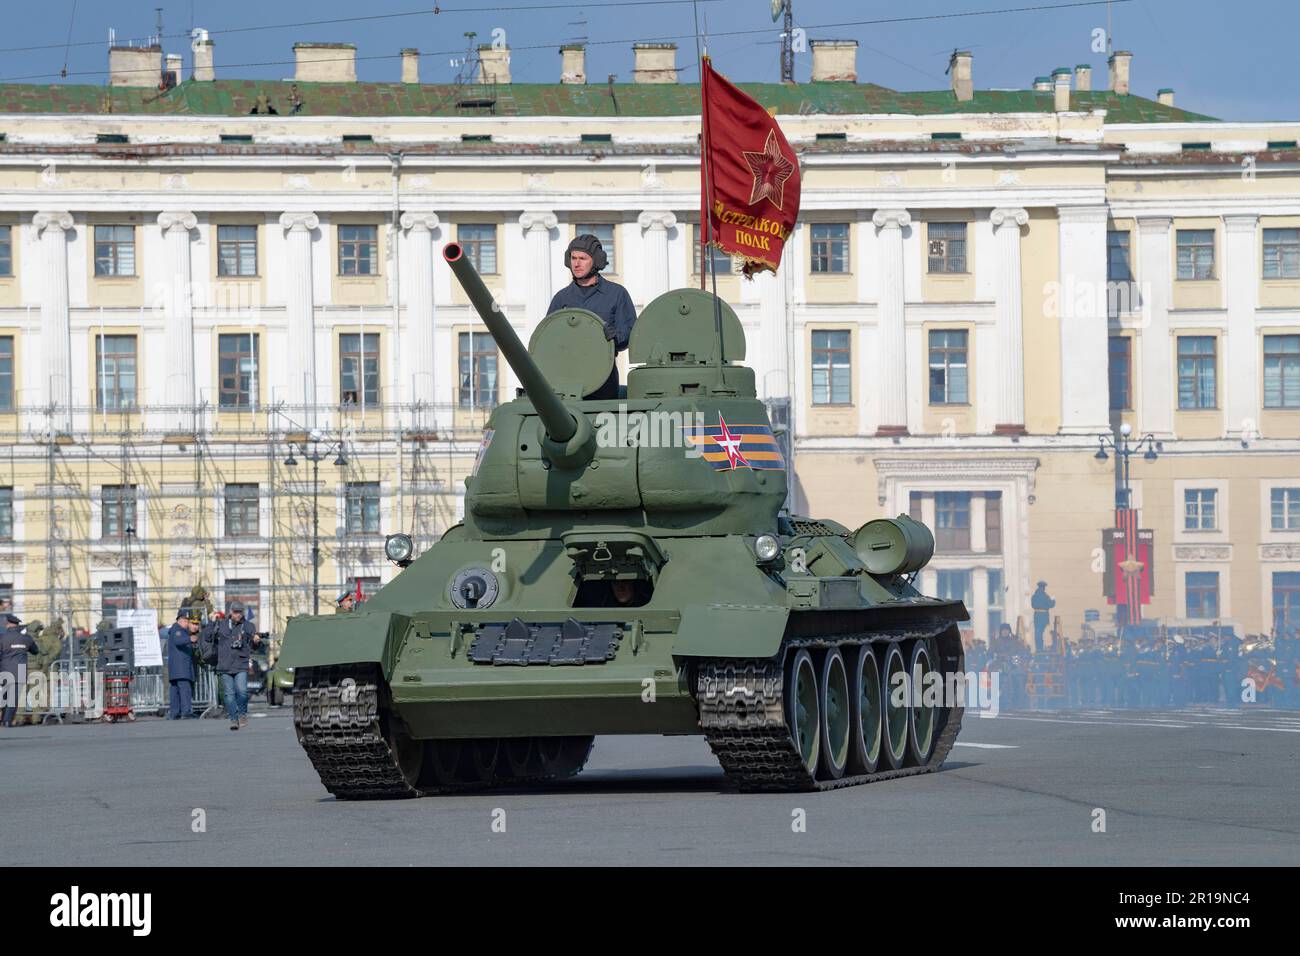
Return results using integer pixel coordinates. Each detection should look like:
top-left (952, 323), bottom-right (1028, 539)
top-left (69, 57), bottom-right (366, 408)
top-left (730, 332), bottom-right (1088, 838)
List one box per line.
top-left (280, 242), bottom-right (969, 797)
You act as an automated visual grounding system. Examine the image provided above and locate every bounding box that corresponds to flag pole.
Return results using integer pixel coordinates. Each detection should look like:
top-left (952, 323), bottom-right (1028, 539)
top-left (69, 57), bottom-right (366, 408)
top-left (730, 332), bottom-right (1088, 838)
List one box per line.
top-left (694, 2), bottom-right (725, 361)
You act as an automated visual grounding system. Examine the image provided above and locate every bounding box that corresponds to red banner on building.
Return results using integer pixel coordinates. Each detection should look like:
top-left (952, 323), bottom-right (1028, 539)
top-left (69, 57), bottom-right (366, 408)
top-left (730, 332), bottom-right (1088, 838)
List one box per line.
top-left (1103, 507), bottom-right (1155, 625)
top-left (700, 57), bottom-right (800, 277)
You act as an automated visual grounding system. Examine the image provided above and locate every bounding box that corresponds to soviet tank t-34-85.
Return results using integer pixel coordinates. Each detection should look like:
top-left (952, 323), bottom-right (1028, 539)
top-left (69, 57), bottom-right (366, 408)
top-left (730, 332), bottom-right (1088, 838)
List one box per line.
top-left (279, 242), bottom-right (969, 797)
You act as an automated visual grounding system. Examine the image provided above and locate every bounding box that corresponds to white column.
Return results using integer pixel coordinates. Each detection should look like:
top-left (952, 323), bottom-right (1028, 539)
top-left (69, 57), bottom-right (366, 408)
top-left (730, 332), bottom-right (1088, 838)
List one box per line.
top-left (990, 207), bottom-right (1029, 434)
top-left (638, 210), bottom-right (677, 303)
top-left (34, 212), bottom-right (74, 432)
top-left (1136, 217), bottom-right (1173, 437)
top-left (519, 211), bottom-right (557, 335)
top-left (872, 208), bottom-right (910, 435)
top-left (972, 566), bottom-right (990, 646)
top-left (399, 211), bottom-right (440, 420)
top-left (279, 212), bottom-right (320, 423)
top-left (158, 211), bottom-right (198, 433)
top-left (1222, 214), bottom-right (1259, 437)
top-left (1057, 205), bottom-right (1110, 434)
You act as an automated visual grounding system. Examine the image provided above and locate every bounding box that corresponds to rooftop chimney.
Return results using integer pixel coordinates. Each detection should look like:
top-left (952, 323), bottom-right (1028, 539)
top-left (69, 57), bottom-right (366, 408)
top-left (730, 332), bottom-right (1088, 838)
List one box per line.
top-left (1108, 51), bottom-right (1132, 95)
top-left (1157, 88), bottom-right (1175, 107)
top-left (294, 42), bottom-right (357, 83)
top-left (560, 44), bottom-right (586, 84)
top-left (477, 44), bottom-right (512, 84)
top-left (192, 30), bottom-right (215, 81)
top-left (108, 45), bottom-right (162, 88)
top-left (810, 40), bottom-right (858, 82)
top-left (164, 53), bottom-right (183, 88)
top-left (1033, 75), bottom-right (1052, 92)
top-left (632, 43), bottom-right (677, 84)
top-left (1074, 63), bottom-right (1091, 92)
top-left (401, 48), bottom-right (420, 84)
top-left (1053, 68), bottom-right (1071, 111)
top-left (949, 50), bottom-right (972, 102)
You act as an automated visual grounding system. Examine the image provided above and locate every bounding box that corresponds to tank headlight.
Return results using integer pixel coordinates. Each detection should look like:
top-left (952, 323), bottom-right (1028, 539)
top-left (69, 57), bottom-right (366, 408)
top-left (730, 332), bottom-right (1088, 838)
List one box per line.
top-left (754, 534), bottom-right (780, 563)
top-left (385, 533), bottom-right (414, 567)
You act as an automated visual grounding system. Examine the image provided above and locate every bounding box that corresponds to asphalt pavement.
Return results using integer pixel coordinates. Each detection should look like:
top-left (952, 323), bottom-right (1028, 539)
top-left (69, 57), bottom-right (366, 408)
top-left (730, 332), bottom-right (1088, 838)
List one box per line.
top-left (4, 703), bottom-right (1299, 866)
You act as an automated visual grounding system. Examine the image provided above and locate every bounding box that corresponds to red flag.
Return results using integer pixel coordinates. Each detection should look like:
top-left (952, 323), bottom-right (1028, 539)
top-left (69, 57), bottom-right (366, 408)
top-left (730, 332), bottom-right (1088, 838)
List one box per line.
top-left (700, 57), bottom-right (800, 277)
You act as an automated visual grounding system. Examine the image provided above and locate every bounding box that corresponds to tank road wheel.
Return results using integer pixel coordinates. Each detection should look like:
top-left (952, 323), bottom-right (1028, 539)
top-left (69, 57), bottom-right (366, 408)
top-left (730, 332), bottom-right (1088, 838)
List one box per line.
top-left (420, 740), bottom-right (464, 790)
top-left (817, 648), bottom-right (850, 780)
top-left (538, 735), bottom-right (596, 779)
top-left (381, 715), bottom-right (424, 793)
top-left (786, 649), bottom-right (821, 776)
top-left (848, 645), bottom-right (883, 775)
top-left (880, 644), bottom-right (909, 770)
top-left (503, 737), bottom-right (542, 779)
top-left (464, 738), bottom-right (502, 786)
top-left (907, 642), bottom-right (938, 765)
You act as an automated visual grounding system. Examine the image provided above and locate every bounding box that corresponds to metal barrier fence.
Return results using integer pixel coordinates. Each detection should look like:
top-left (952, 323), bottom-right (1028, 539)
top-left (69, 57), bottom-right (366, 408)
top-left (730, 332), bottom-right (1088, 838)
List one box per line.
top-left (194, 666), bottom-right (223, 718)
top-left (44, 660), bottom-right (103, 722)
top-left (131, 668), bottom-right (166, 717)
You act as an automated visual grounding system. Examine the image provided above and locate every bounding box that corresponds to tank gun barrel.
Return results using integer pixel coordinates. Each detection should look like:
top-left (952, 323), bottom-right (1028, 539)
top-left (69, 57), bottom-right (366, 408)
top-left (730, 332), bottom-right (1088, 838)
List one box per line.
top-left (442, 242), bottom-right (576, 443)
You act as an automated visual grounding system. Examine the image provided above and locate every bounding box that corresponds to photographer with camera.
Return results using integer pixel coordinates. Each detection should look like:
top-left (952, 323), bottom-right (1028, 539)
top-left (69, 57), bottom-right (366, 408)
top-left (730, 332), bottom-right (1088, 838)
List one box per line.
top-left (213, 601), bottom-right (261, 730)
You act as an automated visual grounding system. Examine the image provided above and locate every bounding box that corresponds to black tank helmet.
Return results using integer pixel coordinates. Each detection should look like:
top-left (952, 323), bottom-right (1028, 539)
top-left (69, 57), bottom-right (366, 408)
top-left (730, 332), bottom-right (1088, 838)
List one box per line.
top-left (565, 233), bottom-right (608, 273)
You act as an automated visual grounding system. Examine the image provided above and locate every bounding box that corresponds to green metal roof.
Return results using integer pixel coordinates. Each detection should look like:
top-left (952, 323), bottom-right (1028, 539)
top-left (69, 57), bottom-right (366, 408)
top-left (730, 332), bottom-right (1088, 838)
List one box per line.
top-left (0, 79), bottom-right (1218, 123)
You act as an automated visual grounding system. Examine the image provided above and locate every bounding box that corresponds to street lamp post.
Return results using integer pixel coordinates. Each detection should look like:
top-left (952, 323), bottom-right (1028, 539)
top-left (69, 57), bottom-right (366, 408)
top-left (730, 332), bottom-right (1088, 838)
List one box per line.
top-left (1094, 422), bottom-right (1161, 510)
top-left (284, 429), bottom-right (349, 615)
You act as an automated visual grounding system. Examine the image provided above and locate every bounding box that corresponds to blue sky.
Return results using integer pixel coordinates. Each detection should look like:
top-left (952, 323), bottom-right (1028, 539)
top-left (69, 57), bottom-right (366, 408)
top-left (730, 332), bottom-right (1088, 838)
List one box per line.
top-left (2, 0), bottom-right (1293, 120)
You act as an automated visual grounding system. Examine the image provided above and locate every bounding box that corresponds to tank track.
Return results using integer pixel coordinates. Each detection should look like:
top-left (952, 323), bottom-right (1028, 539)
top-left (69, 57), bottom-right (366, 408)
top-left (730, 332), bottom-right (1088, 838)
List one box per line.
top-left (697, 625), bottom-right (964, 792)
top-left (293, 664), bottom-right (592, 799)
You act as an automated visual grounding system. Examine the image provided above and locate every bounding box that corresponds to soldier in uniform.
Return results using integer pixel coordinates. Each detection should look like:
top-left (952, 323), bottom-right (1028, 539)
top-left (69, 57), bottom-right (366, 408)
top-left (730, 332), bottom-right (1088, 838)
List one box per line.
top-left (166, 609), bottom-right (200, 720)
top-left (1219, 628), bottom-right (1244, 707)
top-left (547, 233), bottom-right (638, 400)
top-left (335, 590), bottom-right (356, 613)
top-left (1168, 634), bottom-right (1190, 707)
top-left (1, 613), bottom-right (38, 727)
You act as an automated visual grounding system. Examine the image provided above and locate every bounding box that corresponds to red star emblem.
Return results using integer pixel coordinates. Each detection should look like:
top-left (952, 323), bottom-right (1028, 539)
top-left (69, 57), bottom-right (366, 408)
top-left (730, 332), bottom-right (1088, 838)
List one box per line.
top-left (741, 130), bottom-right (795, 211)
top-left (712, 414), bottom-right (750, 470)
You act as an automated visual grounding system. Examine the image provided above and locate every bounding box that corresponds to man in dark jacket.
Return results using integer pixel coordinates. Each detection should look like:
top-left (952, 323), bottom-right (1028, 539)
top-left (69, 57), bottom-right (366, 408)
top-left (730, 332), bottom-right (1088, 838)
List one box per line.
top-left (547, 233), bottom-right (638, 399)
top-left (215, 601), bottom-right (260, 730)
top-left (1, 614), bottom-right (38, 727)
top-left (1031, 581), bottom-right (1056, 655)
top-left (166, 611), bottom-right (199, 720)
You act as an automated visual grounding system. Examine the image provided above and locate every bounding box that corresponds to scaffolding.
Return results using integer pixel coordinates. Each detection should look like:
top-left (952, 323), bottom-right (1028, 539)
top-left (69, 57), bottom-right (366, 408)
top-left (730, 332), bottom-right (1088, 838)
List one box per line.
top-left (5, 399), bottom-right (492, 642)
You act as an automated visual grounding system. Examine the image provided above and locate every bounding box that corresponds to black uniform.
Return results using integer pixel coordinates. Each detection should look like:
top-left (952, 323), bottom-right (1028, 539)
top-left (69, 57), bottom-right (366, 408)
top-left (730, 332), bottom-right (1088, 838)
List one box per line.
top-left (547, 272), bottom-right (638, 399)
top-left (1, 623), bottom-right (39, 726)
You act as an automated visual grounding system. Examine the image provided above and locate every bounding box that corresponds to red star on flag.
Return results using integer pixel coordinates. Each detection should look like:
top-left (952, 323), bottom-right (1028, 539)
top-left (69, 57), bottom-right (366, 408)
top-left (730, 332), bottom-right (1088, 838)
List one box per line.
top-left (741, 129), bottom-right (795, 211)
top-left (712, 414), bottom-right (750, 470)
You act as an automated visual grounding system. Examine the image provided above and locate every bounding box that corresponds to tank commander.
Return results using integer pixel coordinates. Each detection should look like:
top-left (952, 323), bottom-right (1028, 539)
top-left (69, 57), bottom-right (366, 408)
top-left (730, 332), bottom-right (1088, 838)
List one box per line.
top-left (547, 233), bottom-right (637, 399)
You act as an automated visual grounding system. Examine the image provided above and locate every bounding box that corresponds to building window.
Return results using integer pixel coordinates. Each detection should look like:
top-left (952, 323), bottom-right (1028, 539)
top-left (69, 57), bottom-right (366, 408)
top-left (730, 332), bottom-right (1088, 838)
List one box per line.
top-left (94, 225), bottom-right (136, 277)
top-left (0, 224), bottom-right (11, 276)
top-left (1275, 572), bottom-right (1300, 630)
top-left (1107, 229), bottom-right (1132, 282)
top-left (1185, 571), bottom-right (1220, 619)
top-left (458, 332), bottom-right (498, 409)
top-left (810, 223), bottom-right (849, 274)
top-left (573, 223), bottom-right (616, 273)
top-left (1263, 334), bottom-right (1300, 408)
top-left (95, 334), bottom-right (137, 411)
top-left (1263, 227), bottom-right (1300, 279)
top-left (345, 482), bottom-right (381, 535)
top-left (1183, 488), bottom-right (1217, 531)
top-left (224, 484), bottom-right (259, 538)
top-left (0, 584), bottom-right (12, 608)
top-left (224, 578), bottom-right (261, 622)
top-left (810, 330), bottom-right (851, 405)
top-left (928, 329), bottom-right (969, 404)
top-left (1176, 336), bottom-right (1217, 409)
top-left (987, 568), bottom-right (1005, 636)
top-left (1271, 488), bottom-right (1300, 531)
top-left (459, 224), bottom-right (498, 274)
top-left (1109, 336), bottom-right (1132, 410)
top-left (346, 576), bottom-right (382, 602)
top-left (0, 487), bottom-right (11, 541)
top-left (338, 224), bottom-right (378, 276)
top-left (927, 222), bottom-right (967, 273)
top-left (218, 333), bottom-right (259, 409)
top-left (693, 227), bottom-right (735, 274)
top-left (216, 224), bottom-right (258, 277)
top-left (101, 485), bottom-right (137, 539)
top-left (984, 491), bottom-right (1003, 553)
top-left (935, 492), bottom-right (972, 552)
top-left (101, 581), bottom-right (137, 621)
top-left (1175, 229), bottom-right (1215, 280)
top-left (936, 569), bottom-right (973, 608)
top-left (0, 336), bottom-right (13, 412)
top-left (339, 332), bottom-right (379, 406)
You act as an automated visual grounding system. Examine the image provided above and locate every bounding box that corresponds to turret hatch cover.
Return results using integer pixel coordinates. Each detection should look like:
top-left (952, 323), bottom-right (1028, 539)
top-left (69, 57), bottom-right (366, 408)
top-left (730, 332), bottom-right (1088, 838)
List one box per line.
top-left (528, 307), bottom-right (616, 399)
